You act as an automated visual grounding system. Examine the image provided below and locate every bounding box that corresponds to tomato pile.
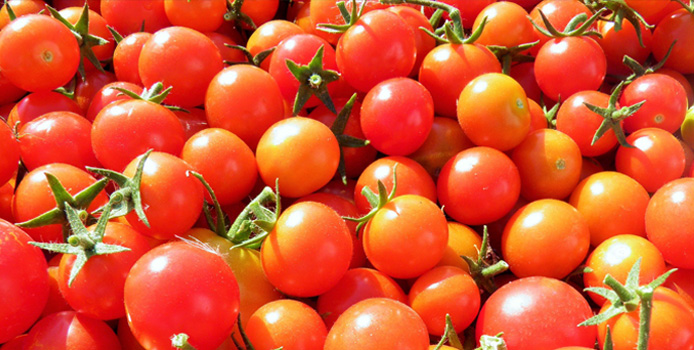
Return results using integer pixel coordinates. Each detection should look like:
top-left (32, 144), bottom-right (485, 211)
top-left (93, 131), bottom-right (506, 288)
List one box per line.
top-left (2, 0), bottom-right (694, 349)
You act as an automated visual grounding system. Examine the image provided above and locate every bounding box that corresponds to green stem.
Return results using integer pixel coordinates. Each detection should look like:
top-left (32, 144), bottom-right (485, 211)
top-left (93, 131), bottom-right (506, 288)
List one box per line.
top-left (171, 334), bottom-right (198, 350)
top-left (636, 289), bottom-right (653, 350)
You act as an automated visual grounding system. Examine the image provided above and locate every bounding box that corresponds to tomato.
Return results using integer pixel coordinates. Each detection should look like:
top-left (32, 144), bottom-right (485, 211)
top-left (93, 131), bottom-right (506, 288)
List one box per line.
top-left (354, 156), bottom-right (437, 214)
top-left (556, 90), bottom-right (618, 157)
top-left (597, 287), bottom-right (694, 350)
top-left (53, 0), bottom-right (100, 13)
top-left (659, 67), bottom-right (694, 107)
top-left (510, 62), bottom-right (542, 103)
top-left (309, 0), bottom-right (388, 45)
top-left (535, 36), bottom-right (606, 102)
top-left (0, 181), bottom-right (15, 222)
top-left (615, 127), bottom-right (685, 193)
top-left (122, 152), bottom-right (203, 240)
top-left (205, 32), bottom-right (247, 65)
top-left (336, 9), bottom-right (416, 92)
top-left (528, 0), bottom-right (593, 53)
top-left (23, 311), bottom-right (120, 350)
top-left (18, 111), bottom-right (99, 171)
top-left (408, 117), bottom-right (474, 180)
top-left (0, 122), bottom-right (19, 186)
top-left (13, 163), bottom-right (109, 243)
top-left (247, 20), bottom-right (304, 70)
top-left (409, 266), bottom-right (481, 335)
top-left (0, 0), bottom-right (47, 29)
top-left (502, 199), bottom-right (590, 279)
top-left (205, 65), bottom-right (285, 150)
top-left (0, 69), bottom-right (25, 106)
top-left (596, 18), bottom-right (653, 76)
top-left (458, 73), bottom-right (530, 151)
top-left (124, 241), bottom-right (240, 350)
top-left (569, 171), bottom-right (650, 246)
top-left (41, 259), bottom-right (72, 318)
top-left (261, 201), bottom-right (352, 297)
top-left (7, 90), bottom-right (82, 128)
top-left (437, 147), bottom-right (521, 225)
top-left (163, 0), bottom-right (226, 32)
top-left (174, 108), bottom-right (208, 140)
top-left (418, 43), bottom-right (501, 118)
top-left (117, 317), bottom-right (146, 350)
top-left (246, 299), bottom-right (327, 350)
top-left (91, 98), bottom-right (186, 171)
top-left (664, 268), bottom-right (694, 308)
top-left (317, 268), bottom-right (406, 328)
top-left (652, 8), bottom-right (694, 74)
top-left (361, 77), bottom-right (434, 155)
top-left (619, 73), bottom-right (687, 133)
top-left (386, 6), bottom-right (435, 76)
top-left (0, 14), bottom-right (80, 92)
top-left (646, 177), bottom-right (694, 269)
top-left (86, 81), bottom-right (143, 122)
top-left (584, 234), bottom-right (667, 305)
top-left (113, 32), bottom-right (152, 86)
top-left (100, 0), bottom-right (170, 36)
top-left (73, 70), bottom-right (116, 114)
top-left (473, 1), bottom-right (537, 48)
top-left (476, 276), bottom-right (597, 350)
top-left (256, 117), bottom-right (340, 198)
top-left (325, 298), bottom-right (429, 350)
top-left (363, 194), bottom-right (448, 279)
top-left (181, 128), bottom-right (257, 205)
top-left (433, 0), bottom-right (494, 28)
top-left (0, 220), bottom-right (49, 344)
top-left (59, 6), bottom-right (114, 69)
top-left (512, 128), bottom-right (582, 200)
top-left (436, 222), bottom-right (482, 272)
top-left (239, 0), bottom-right (279, 29)
top-left (139, 26), bottom-right (223, 108)
top-left (0, 334), bottom-right (27, 350)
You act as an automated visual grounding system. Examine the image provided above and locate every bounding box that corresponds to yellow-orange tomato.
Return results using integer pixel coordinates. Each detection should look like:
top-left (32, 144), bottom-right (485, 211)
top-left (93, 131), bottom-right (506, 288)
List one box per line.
top-left (473, 1), bottom-right (537, 48)
top-left (457, 73), bottom-right (530, 151)
top-left (436, 222), bottom-right (482, 273)
top-left (408, 117), bottom-right (474, 180)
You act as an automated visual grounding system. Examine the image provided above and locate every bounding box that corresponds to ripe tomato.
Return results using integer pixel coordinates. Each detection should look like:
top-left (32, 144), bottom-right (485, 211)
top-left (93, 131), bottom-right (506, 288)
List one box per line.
top-left (386, 6), bottom-right (435, 76)
top-left (325, 298), bottom-right (429, 350)
top-left (174, 107), bottom-right (208, 140)
top-left (163, 0), bottom-right (226, 32)
top-left (139, 26), bottom-right (223, 108)
top-left (408, 266), bottom-right (481, 335)
top-left (181, 128), bottom-right (257, 206)
top-left (0, 15), bottom-right (79, 92)
top-left (256, 117), bottom-right (339, 198)
top-left (408, 117), bottom-right (474, 180)
top-left (615, 127), bottom-right (685, 193)
top-left (23, 311), bottom-right (120, 350)
top-left (122, 152), bottom-right (203, 240)
top-left (205, 65), bottom-right (285, 150)
top-left (436, 222), bottom-right (482, 272)
top-left (247, 20), bottom-right (304, 70)
top-left (58, 6), bottom-right (114, 69)
top-left (473, 1), bottom-right (537, 48)
top-left (597, 287), bottom-right (694, 350)
top-left (261, 201), bottom-right (352, 297)
top-left (476, 276), bottom-right (597, 350)
top-left (8, 90), bottom-right (82, 128)
top-left (619, 73), bottom-right (687, 133)
top-left (584, 234), bottom-right (667, 305)
top-left (336, 9), bottom-right (416, 92)
top-left (100, 0), bottom-right (170, 36)
top-left (458, 73), bottom-right (531, 151)
top-left (646, 177), bottom-right (694, 269)
top-left (246, 299), bottom-right (327, 350)
top-left (0, 122), bottom-right (19, 186)
top-left (528, 0), bottom-right (593, 52)
top-left (317, 268), bottom-right (406, 328)
top-left (569, 171), bottom-right (650, 246)
top-left (596, 19), bottom-right (653, 76)
top-left (0, 0), bottom-right (47, 29)
top-left (73, 70), bottom-right (116, 115)
top-left (652, 8), bottom-right (694, 74)
top-left (124, 241), bottom-right (240, 350)
top-left (309, 0), bottom-right (388, 45)
top-left (361, 77), bottom-right (434, 156)
top-left (0, 220), bottom-right (49, 344)
top-left (502, 199), bottom-right (590, 279)
top-left (556, 90), bottom-right (618, 157)
top-left (86, 81), bottom-right (144, 122)
top-left (437, 147), bottom-right (521, 225)
top-left (0, 70), bottom-right (25, 106)
top-left (362, 194), bottom-right (448, 279)
top-left (112, 32), bottom-right (152, 86)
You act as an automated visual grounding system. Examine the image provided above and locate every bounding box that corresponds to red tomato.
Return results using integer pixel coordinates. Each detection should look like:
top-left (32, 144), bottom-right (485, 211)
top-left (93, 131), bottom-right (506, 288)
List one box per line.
top-left (100, 0), bottom-right (170, 36)
top-left (386, 6), bottom-right (435, 76)
top-left (408, 117), bottom-right (474, 180)
top-left (556, 90), bottom-right (618, 157)
top-left (0, 0), bottom-right (47, 29)
top-left (174, 107), bottom-right (208, 140)
top-left (206, 32), bottom-right (248, 65)
top-left (325, 298), bottom-right (429, 350)
top-left (476, 277), bottom-right (597, 350)
top-left (437, 147), bottom-right (521, 225)
top-left (139, 26), bottom-right (223, 108)
top-left (363, 194), bottom-right (448, 279)
top-left (124, 241), bottom-right (240, 350)
top-left (86, 81), bottom-right (144, 122)
top-left (528, 0), bottom-right (593, 52)
top-left (436, 222), bottom-right (482, 272)
top-left (309, 0), bottom-right (388, 45)
top-left (23, 311), bottom-right (120, 350)
top-left (0, 15), bottom-right (79, 92)
top-left (73, 70), bottom-right (116, 114)
top-left (317, 268), bottom-right (406, 328)
top-left (0, 220), bottom-right (49, 344)
top-left (596, 19), bottom-right (653, 76)
top-left (0, 122), bottom-right (19, 186)
top-left (361, 77), bottom-right (434, 155)
top-left (113, 32), bottom-right (152, 86)
top-left (8, 90), bottom-right (82, 128)
top-left (247, 20), bottom-right (305, 70)
top-left (652, 8), bottom-right (694, 74)
top-left (261, 201), bottom-right (352, 297)
top-left (473, 1), bottom-right (537, 48)
top-left (619, 73), bottom-right (687, 133)
top-left (59, 7), bottom-right (114, 69)
top-left (0, 70), bottom-right (25, 106)
top-left (646, 177), bottom-right (694, 269)
top-left (163, 0), bottom-right (226, 32)
top-left (246, 299), bottom-right (327, 350)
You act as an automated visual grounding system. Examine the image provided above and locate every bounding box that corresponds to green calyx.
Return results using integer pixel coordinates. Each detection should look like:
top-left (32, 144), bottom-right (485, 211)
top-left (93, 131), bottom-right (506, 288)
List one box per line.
top-left (5, 2), bottom-right (17, 21)
top-left (584, 0), bottom-right (654, 47)
top-left (330, 93), bottom-right (370, 185)
top-left (530, 8), bottom-right (606, 38)
top-left (432, 315), bottom-right (465, 350)
top-left (15, 172), bottom-right (108, 242)
top-left (623, 41), bottom-right (676, 83)
top-left (317, 0), bottom-right (367, 34)
top-left (475, 333), bottom-right (507, 350)
top-left (112, 82), bottom-right (187, 112)
top-left (585, 81), bottom-right (643, 148)
top-left (224, 0), bottom-right (256, 29)
top-left (673, 0), bottom-right (694, 15)
top-left (344, 164), bottom-right (399, 235)
top-left (87, 149), bottom-right (153, 227)
top-left (29, 201), bottom-right (130, 286)
top-left (171, 334), bottom-right (198, 350)
top-left (460, 226), bottom-right (509, 294)
top-left (486, 41), bottom-right (539, 75)
top-left (225, 44), bottom-right (275, 66)
top-left (45, 3), bottom-right (109, 79)
top-left (286, 45), bottom-right (340, 116)
top-left (579, 258), bottom-right (677, 350)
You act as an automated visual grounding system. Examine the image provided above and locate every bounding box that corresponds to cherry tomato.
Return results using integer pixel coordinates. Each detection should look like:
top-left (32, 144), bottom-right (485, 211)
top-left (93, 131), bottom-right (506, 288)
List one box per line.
top-left (0, 0), bottom-right (47, 29)
top-left (246, 299), bottom-right (327, 350)
top-left (619, 73), bottom-right (687, 133)
top-left (436, 222), bottom-right (482, 272)
top-left (646, 177), bottom-right (694, 269)
top-left (113, 32), bottom-right (152, 86)
top-left (596, 18), bottom-right (653, 76)
top-left (247, 20), bottom-right (304, 71)
top-left (386, 6), bottom-right (435, 76)
top-left (23, 311), bottom-right (120, 350)
top-left (100, 0), bottom-right (170, 36)
top-left (473, 1), bottom-right (537, 48)
top-left (528, 0), bottom-right (593, 52)
top-left (408, 117), bottom-right (474, 180)
top-left (8, 90), bottom-right (82, 128)
top-left (86, 81), bottom-right (144, 122)
top-left (556, 90), bottom-right (619, 157)
top-left (652, 8), bottom-right (694, 74)
top-left (73, 70), bottom-right (116, 114)
top-left (59, 6), bottom-right (114, 70)
top-left (163, 0), bottom-right (226, 32)
top-left (0, 122), bottom-right (19, 186)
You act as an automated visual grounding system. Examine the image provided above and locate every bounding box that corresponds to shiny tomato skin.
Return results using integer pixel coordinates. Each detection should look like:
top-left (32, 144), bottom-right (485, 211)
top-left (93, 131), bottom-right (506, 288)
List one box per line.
top-left (0, 0), bottom-right (47, 29)
top-left (652, 9), bottom-right (694, 74)
top-left (124, 241), bottom-right (240, 350)
top-left (646, 178), bottom-right (694, 269)
top-left (408, 117), bottom-right (474, 180)
top-left (436, 222), bottom-right (482, 272)
top-left (619, 73), bottom-right (687, 133)
top-left (113, 32), bottom-right (152, 86)
top-left (246, 299), bottom-right (327, 350)
top-left (58, 7), bottom-right (114, 68)
top-left (23, 311), bottom-right (120, 350)
top-left (86, 82), bottom-right (144, 122)
top-left (163, 0), bottom-right (226, 32)
top-left (361, 77), bottom-right (434, 156)
top-left (324, 298), bottom-right (429, 350)
top-left (0, 122), bottom-right (19, 186)
top-left (247, 20), bottom-right (305, 70)
top-left (596, 19), bottom-right (653, 76)
top-left (437, 147), bottom-right (521, 225)
top-left (476, 277), bottom-right (597, 350)
top-left (8, 90), bottom-right (82, 128)
top-left (386, 6), bottom-right (435, 76)
top-left (528, 0), bottom-right (593, 52)
top-left (100, 0), bottom-right (170, 36)
top-left (473, 1), bottom-right (537, 48)
top-left (0, 15), bottom-right (80, 92)
top-left (0, 220), bottom-right (49, 344)
top-left (556, 90), bottom-right (618, 157)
